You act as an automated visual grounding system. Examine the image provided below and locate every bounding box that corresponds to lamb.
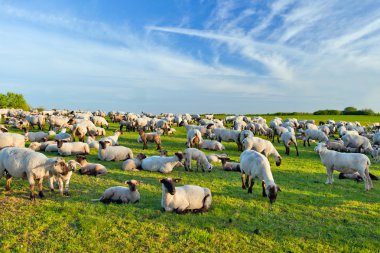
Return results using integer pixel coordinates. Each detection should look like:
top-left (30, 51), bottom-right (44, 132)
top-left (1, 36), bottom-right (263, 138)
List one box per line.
top-left (86, 136), bottom-right (99, 149)
top-left (0, 147), bottom-right (69, 199)
top-left (240, 150), bottom-right (281, 203)
top-left (121, 153), bottom-right (147, 171)
top-left (92, 180), bottom-right (142, 204)
top-left (314, 143), bottom-right (373, 191)
top-left (281, 131), bottom-right (299, 156)
top-left (99, 130), bottom-right (122, 146)
top-left (138, 130), bottom-right (161, 150)
top-left (160, 178), bottom-right (212, 214)
top-left (325, 139), bottom-right (349, 152)
top-left (186, 129), bottom-right (203, 148)
top-left (98, 141), bottom-right (133, 161)
top-left (141, 152), bottom-right (183, 173)
top-left (206, 153), bottom-right (229, 163)
top-left (212, 128), bottom-right (242, 150)
top-left (303, 129), bottom-right (329, 146)
top-left (342, 134), bottom-right (373, 154)
top-left (200, 140), bottom-right (225, 151)
top-left (76, 155), bottom-right (107, 176)
top-left (0, 132), bottom-right (26, 149)
top-left (242, 137), bottom-right (282, 166)
top-left (56, 140), bottom-right (90, 156)
top-left (183, 148), bottom-right (213, 172)
top-left (219, 157), bottom-right (240, 172)
top-left (24, 130), bottom-right (49, 142)
top-left (48, 159), bottom-right (76, 196)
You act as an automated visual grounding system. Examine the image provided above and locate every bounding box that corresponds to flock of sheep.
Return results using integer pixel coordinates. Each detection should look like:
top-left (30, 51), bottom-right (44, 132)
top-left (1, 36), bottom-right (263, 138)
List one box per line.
top-left (0, 108), bottom-right (379, 213)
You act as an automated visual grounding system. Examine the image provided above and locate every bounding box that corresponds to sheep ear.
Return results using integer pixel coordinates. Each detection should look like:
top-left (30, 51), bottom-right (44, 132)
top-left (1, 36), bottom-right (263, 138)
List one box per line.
top-left (174, 178), bottom-right (181, 183)
top-left (125, 180), bottom-right (131, 185)
top-left (277, 186), bottom-right (282, 192)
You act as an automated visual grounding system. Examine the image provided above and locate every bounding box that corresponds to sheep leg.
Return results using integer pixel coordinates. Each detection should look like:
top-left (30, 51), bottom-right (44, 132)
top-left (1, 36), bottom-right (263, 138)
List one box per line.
top-left (29, 184), bottom-right (36, 200)
top-left (38, 178), bottom-right (44, 198)
top-left (5, 174), bottom-right (12, 191)
top-left (285, 145), bottom-right (289, 156)
top-left (307, 138), bottom-right (310, 147)
top-left (325, 167), bottom-right (334, 184)
top-left (58, 178), bottom-right (64, 196)
top-left (248, 178), bottom-right (254, 194)
top-left (262, 181), bottom-right (267, 197)
top-left (277, 136), bottom-right (280, 143)
top-left (241, 173), bottom-right (246, 189)
top-left (49, 176), bottom-right (55, 192)
top-left (364, 169), bottom-right (373, 190)
top-left (294, 143), bottom-right (299, 156)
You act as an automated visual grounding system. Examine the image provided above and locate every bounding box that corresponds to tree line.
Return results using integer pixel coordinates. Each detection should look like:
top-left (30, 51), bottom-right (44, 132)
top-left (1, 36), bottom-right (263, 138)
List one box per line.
top-left (0, 92), bottom-right (30, 111)
top-left (313, 107), bottom-right (377, 115)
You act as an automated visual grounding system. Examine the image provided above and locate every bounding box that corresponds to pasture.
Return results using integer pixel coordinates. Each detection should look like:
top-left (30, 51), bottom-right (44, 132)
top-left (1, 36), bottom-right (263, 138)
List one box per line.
top-left (0, 114), bottom-right (380, 252)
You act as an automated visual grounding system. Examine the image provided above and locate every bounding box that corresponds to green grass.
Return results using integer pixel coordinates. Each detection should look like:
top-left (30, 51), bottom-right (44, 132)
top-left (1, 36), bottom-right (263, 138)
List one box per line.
top-left (1, 115), bottom-right (380, 252)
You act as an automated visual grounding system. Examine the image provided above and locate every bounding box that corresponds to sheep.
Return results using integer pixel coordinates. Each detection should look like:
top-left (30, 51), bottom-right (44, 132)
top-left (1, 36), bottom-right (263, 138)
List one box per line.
top-left (92, 180), bottom-right (142, 204)
top-left (186, 129), bottom-right (203, 148)
top-left (206, 153), bottom-right (229, 163)
top-left (342, 134), bottom-right (373, 154)
top-left (0, 125), bottom-right (8, 133)
top-left (272, 126), bottom-right (288, 143)
top-left (200, 140), bottom-right (225, 151)
top-left (303, 129), bottom-right (329, 146)
top-left (219, 157), bottom-right (240, 172)
top-left (86, 136), bottom-right (100, 149)
top-left (26, 115), bottom-right (45, 130)
top-left (281, 131), bottom-right (299, 156)
top-left (75, 155), bottom-right (107, 176)
top-left (325, 139), bottom-right (349, 152)
top-left (160, 178), bottom-right (212, 214)
top-left (138, 130), bottom-right (161, 150)
top-left (121, 153), bottom-right (147, 171)
top-left (183, 148), bottom-right (213, 172)
top-left (90, 116), bottom-right (109, 129)
top-left (45, 144), bottom-right (58, 152)
top-left (56, 140), bottom-right (90, 156)
top-left (141, 152), bottom-right (183, 173)
top-left (242, 137), bottom-right (282, 166)
top-left (98, 141), bottom-right (133, 161)
top-left (211, 128), bottom-right (242, 150)
top-left (373, 132), bottom-right (380, 146)
top-left (48, 115), bottom-right (69, 130)
top-left (159, 150), bottom-right (184, 168)
top-left (181, 121), bottom-right (214, 138)
top-left (338, 172), bottom-right (379, 182)
top-left (54, 128), bottom-right (72, 142)
top-left (0, 132), bottom-right (26, 149)
top-left (314, 143), bottom-right (373, 191)
top-left (48, 159), bottom-right (76, 196)
top-left (239, 130), bottom-right (254, 145)
top-left (99, 130), bottom-right (122, 146)
top-left (0, 147), bottom-right (69, 199)
top-left (240, 150), bottom-right (281, 203)
top-left (24, 130), bottom-right (49, 142)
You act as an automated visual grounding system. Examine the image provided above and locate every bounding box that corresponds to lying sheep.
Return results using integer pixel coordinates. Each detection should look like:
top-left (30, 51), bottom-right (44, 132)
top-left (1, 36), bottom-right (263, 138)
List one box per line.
top-left (57, 140), bottom-right (90, 156)
top-left (76, 155), bottom-right (107, 176)
top-left (138, 130), bottom-right (161, 150)
top-left (206, 153), bottom-right (229, 163)
top-left (338, 172), bottom-right (379, 182)
top-left (219, 157), bottom-right (240, 172)
top-left (45, 144), bottom-right (58, 152)
top-left (0, 147), bottom-right (69, 199)
top-left (24, 130), bottom-right (49, 142)
top-left (92, 180), bottom-right (142, 204)
top-left (281, 131), bottom-right (299, 156)
top-left (242, 137), bottom-right (282, 166)
top-left (325, 139), bottom-right (349, 152)
top-left (98, 141), bottom-right (133, 161)
top-left (160, 178), bottom-right (212, 214)
top-left (200, 140), bottom-right (225, 151)
top-left (240, 150), bottom-right (281, 203)
top-left (183, 148), bottom-right (213, 172)
top-left (303, 129), bottom-right (328, 146)
top-left (121, 153), bottom-right (147, 171)
top-left (141, 152), bottom-right (183, 173)
top-left (99, 130), bottom-right (122, 146)
top-left (314, 143), bottom-right (373, 191)
top-left (86, 136), bottom-right (100, 149)
top-left (0, 132), bottom-right (26, 149)
top-left (48, 160), bottom-right (76, 196)
top-left (54, 128), bottom-right (72, 142)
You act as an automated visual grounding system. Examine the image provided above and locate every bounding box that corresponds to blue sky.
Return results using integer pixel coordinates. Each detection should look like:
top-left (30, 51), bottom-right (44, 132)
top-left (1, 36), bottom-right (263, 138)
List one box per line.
top-left (1, 0), bottom-right (380, 114)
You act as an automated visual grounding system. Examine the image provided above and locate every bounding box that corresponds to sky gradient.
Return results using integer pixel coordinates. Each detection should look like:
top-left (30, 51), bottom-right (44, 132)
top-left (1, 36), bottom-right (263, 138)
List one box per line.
top-left (1, 0), bottom-right (380, 114)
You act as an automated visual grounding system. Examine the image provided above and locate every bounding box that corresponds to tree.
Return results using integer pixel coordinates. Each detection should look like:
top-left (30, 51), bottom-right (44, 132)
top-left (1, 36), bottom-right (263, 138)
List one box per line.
top-left (0, 94), bottom-right (8, 108)
top-left (343, 106), bottom-right (357, 115)
top-left (0, 92), bottom-right (30, 111)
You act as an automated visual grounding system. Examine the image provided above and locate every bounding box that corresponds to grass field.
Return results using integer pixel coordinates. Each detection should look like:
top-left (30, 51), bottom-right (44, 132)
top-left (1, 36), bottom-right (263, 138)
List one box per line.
top-left (0, 115), bottom-right (380, 252)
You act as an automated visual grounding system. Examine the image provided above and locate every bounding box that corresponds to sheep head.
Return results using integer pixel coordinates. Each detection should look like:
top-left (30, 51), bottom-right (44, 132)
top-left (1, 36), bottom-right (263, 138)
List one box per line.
top-left (160, 178), bottom-right (181, 195)
top-left (125, 180), bottom-right (142, 192)
top-left (267, 185), bottom-right (281, 204)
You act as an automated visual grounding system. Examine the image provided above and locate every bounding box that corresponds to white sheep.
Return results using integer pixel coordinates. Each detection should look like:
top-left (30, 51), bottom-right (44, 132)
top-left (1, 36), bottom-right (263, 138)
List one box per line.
top-left (86, 136), bottom-right (100, 149)
top-left (0, 147), bottom-right (69, 199)
top-left (219, 157), bottom-right (240, 172)
top-left (206, 153), bottom-right (229, 163)
top-left (98, 140), bottom-right (133, 161)
top-left (75, 155), bottom-right (107, 176)
top-left (141, 152), bottom-right (183, 173)
top-left (92, 180), bottom-right (142, 204)
top-left (25, 131), bottom-right (49, 142)
top-left (342, 134), bottom-right (373, 154)
top-left (45, 144), bottom-right (58, 152)
top-left (314, 143), bottom-right (373, 191)
top-left (121, 153), bottom-right (147, 171)
top-left (373, 133), bottom-right (380, 146)
top-left (240, 150), bottom-right (281, 203)
top-left (281, 131), bottom-right (299, 156)
top-left (160, 178), bottom-right (212, 213)
top-left (303, 129), bottom-right (328, 146)
top-left (242, 137), bottom-right (282, 166)
top-left (183, 148), bottom-right (213, 172)
top-left (212, 128), bottom-right (242, 150)
top-left (57, 140), bottom-right (90, 156)
top-left (99, 130), bottom-right (122, 146)
top-left (54, 128), bottom-right (72, 142)
top-left (0, 132), bottom-right (26, 149)
top-left (200, 140), bottom-right (225, 151)
top-left (186, 129), bottom-right (203, 148)
top-left (48, 160), bottom-right (76, 196)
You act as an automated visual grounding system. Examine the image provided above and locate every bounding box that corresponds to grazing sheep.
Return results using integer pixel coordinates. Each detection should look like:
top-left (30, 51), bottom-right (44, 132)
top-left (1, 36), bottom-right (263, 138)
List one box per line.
top-left (98, 141), bottom-right (133, 161)
top-left (92, 180), bottom-right (142, 204)
top-left (206, 153), bottom-right (229, 163)
top-left (240, 150), bottom-right (281, 203)
top-left (48, 160), bottom-right (76, 196)
top-left (138, 130), bottom-right (161, 150)
top-left (0, 132), bottom-right (26, 149)
top-left (26, 115), bottom-right (45, 130)
top-left (281, 131), bottom-right (299, 156)
top-left (303, 129), bottom-right (328, 146)
top-left (212, 128), bottom-right (242, 150)
top-left (160, 178), bottom-right (212, 214)
top-left (0, 147), bottom-right (69, 199)
top-left (183, 148), bottom-right (213, 172)
top-left (272, 126), bottom-right (288, 143)
top-left (121, 153), bottom-right (147, 171)
top-left (91, 116), bottom-right (109, 129)
top-left (57, 140), bottom-right (90, 156)
top-left (219, 157), bottom-right (240, 172)
top-left (75, 155), bottom-right (107, 176)
top-left (86, 136), bottom-right (100, 149)
top-left (314, 143), bottom-right (373, 191)
top-left (141, 152), bottom-right (183, 173)
top-left (242, 137), bottom-right (282, 166)
top-left (186, 129), bottom-right (203, 148)
top-left (99, 130), bottom-right (122, 146)
top-left (342, 134), bottom-right (373, 154)
top-left (200, 140), bottom-right (225, 151)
